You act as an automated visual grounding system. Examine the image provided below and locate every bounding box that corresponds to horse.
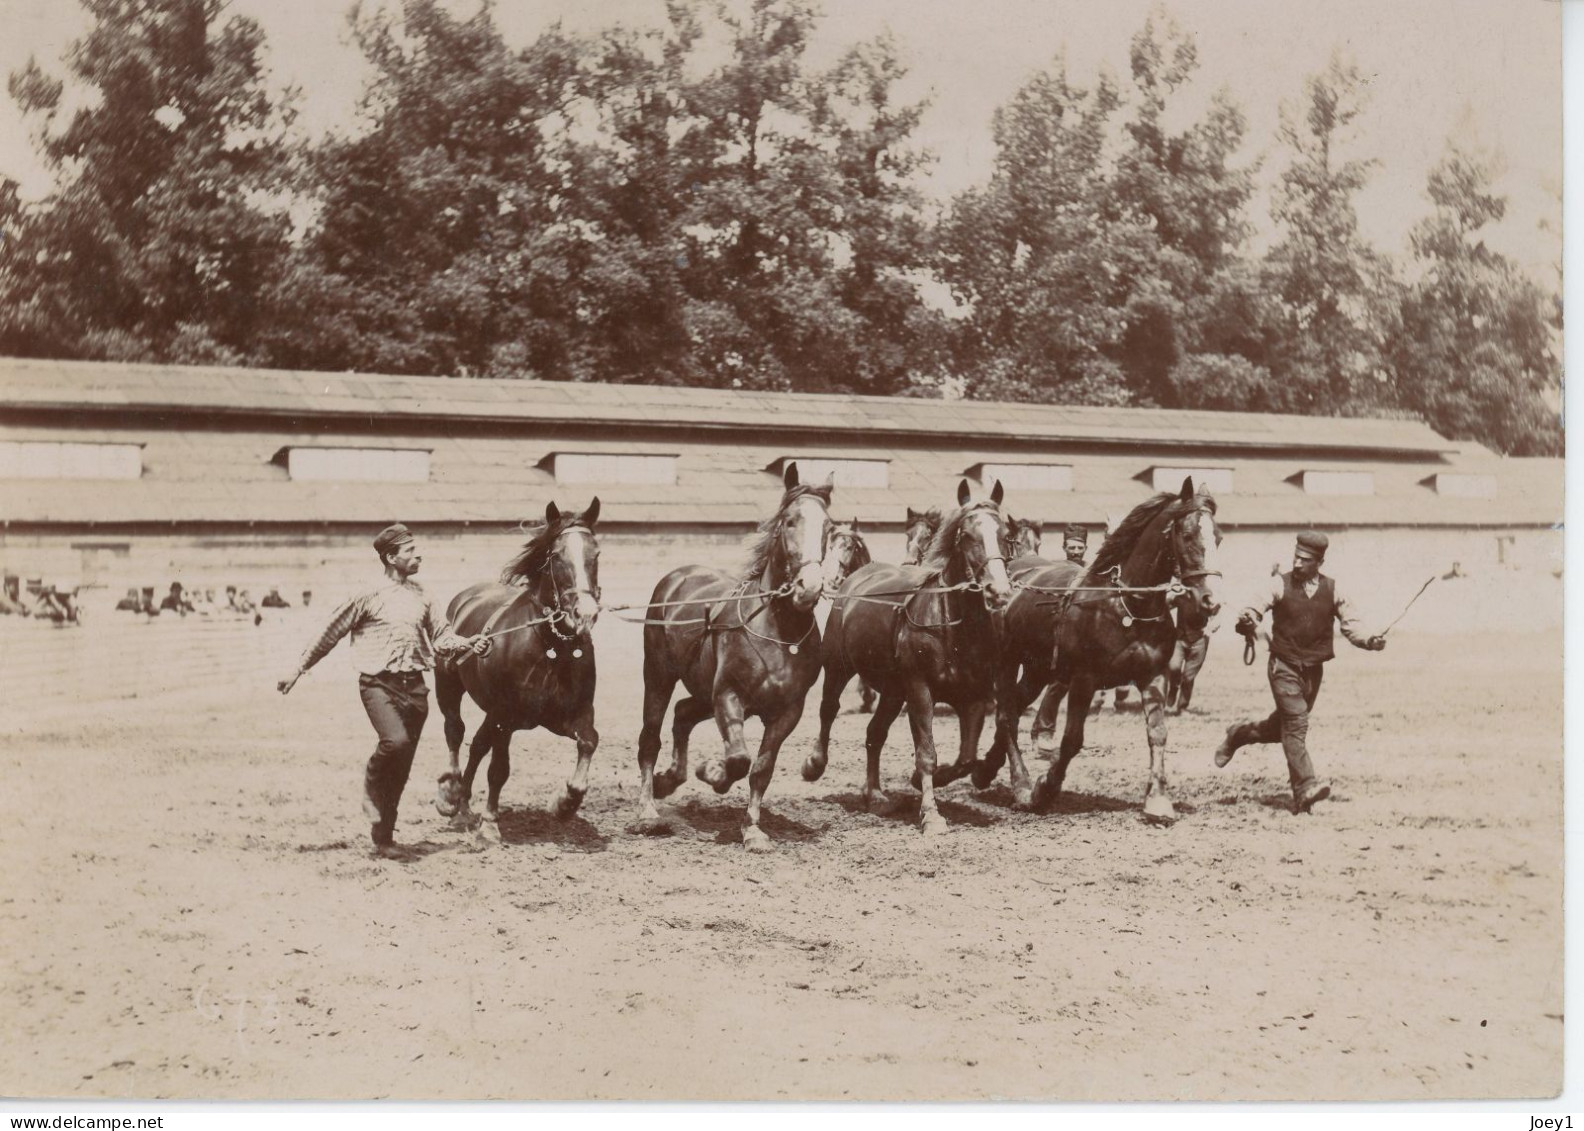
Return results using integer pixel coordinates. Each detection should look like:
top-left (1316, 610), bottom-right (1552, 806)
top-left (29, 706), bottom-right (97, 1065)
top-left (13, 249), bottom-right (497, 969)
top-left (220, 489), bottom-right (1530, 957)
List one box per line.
top-left (634, 463), bottom-right (835, 851)
top-left (827, 521), bottom-right (879, 713)
top-left (973, 537), bottom-right (1084, 806)
top-left (1009, 516), bottom-right (1043, 558)
top-left (1030, 477), bottom-right (1222, 823)
top-left (802, 478), bottom-right (1014, 835)
top-left (434, 499), bottom-right (602, 827)
top-left (903, 506), bottom-right (943, 566)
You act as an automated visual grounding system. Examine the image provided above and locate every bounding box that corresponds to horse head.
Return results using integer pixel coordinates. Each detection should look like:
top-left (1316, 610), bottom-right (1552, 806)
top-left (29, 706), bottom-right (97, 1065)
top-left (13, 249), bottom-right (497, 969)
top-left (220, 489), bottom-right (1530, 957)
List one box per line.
top-left (506, 498), bottom-right (602, 636)
top-left (765, 462), bottom-right (834, 612)
top-left (1160, 478), bottom-right (1222, 619)
top-left (1009, 515), bottom-right (1043, 559)
top-left (903, 506), bottom-right (942, 566)
top-left (940, 477), bottom-right (1013, 611)
top-left (822, 519), bottom-right (871, 592)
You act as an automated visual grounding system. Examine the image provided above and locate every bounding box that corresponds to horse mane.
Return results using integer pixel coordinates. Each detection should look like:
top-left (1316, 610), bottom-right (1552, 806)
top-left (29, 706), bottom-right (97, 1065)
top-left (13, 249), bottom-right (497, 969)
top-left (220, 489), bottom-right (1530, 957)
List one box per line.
top-left (919, 502), bottom-right (1003, 576)
top-left (738, 482), bottom-right (834, 580)
top-left (1084, 490), bottom-right (1217, 585)
top-left (500, 509), bottom-right (592, 585)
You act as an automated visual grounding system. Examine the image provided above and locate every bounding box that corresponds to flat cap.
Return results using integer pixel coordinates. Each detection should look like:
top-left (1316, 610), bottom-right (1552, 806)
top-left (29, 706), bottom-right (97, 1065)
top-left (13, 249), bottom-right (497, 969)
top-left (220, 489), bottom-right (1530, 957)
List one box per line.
top-left (373, 523), bottom-right (414, 557)
top-left (1295, 530), bottom-right (1329, 558)
top-left (1062, 523), bottom-right (1088, 542)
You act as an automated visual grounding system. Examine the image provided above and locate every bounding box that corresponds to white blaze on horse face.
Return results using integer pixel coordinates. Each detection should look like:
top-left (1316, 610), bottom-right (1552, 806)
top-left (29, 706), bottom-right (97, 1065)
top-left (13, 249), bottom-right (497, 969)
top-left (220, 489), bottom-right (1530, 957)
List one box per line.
top-left (790, 495), bottom-right (828, 606)
top-left (821, 533), bottom-right (848, 589)
top-left (563, 528), bottom-right (600, 625)
top-left (1194, 511), bottom-right (1223, 613)
top-left (971, 510), bottom-right (1013, 607)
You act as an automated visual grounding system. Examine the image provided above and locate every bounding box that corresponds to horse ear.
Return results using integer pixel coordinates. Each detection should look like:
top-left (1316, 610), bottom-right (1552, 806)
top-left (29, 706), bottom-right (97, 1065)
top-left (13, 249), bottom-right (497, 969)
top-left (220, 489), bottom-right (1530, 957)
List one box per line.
top-left (990, 479), bottom-right (1005, 505)
top-left (957, 479), bottom-right (972, 506)
top-left (584, 497), bottom-right (600, 527)
top-left (907, 507), bottom-right (920, 523)
top-left (1179, 475), bottom-right (1195, 501)
top-left (546, 501), bottom-right (562, 524)
top-left (851, 518), bottom-right (860, 532)
top-left (821, 472), bottom-right (835, 492)
top-left (784, 461), bottom-right (800, 489)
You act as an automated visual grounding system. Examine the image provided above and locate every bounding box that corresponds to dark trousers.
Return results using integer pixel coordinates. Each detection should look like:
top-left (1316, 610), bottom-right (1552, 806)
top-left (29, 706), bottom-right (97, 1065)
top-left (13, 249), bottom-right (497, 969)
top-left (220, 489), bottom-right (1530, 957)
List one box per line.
top-left (358, 671), bottom-right (429, 845)
top-left (1229, 654), bottom-right (1324, 794)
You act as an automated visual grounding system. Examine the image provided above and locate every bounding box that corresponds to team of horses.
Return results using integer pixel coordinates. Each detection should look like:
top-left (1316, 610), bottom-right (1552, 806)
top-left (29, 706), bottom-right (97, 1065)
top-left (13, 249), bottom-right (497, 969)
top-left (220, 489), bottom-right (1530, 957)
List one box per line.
top-left (432, 463), bottom-right (1223, 847)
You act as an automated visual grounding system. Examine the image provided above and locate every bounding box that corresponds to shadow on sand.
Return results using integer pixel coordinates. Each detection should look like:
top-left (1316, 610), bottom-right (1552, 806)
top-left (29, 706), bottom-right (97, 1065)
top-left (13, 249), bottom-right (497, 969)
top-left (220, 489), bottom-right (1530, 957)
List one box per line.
top-left (666, 796), bottom-right (824, 846)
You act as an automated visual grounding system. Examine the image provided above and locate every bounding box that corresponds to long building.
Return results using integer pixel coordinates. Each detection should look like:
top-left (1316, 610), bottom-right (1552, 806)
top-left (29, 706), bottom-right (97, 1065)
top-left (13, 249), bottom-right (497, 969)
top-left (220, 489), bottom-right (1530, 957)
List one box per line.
top-left (0, 357), bottom-right (1562, 630)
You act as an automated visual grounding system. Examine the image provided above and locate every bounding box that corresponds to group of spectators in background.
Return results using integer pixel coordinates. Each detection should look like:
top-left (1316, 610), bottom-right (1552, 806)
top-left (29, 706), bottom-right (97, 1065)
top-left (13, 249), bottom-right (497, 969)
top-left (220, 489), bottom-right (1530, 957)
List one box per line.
top-left (0, 575), bottom-right (313, 625)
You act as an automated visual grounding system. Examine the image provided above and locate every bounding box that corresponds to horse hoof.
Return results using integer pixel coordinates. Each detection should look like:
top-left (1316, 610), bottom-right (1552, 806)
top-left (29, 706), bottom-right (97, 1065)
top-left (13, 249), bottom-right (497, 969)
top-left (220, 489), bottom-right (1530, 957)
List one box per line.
top-left (652, 771), bottom-right (682, 800)
top-left (698, 761), bottom-right (731, 794)
top-left (800, 756), bottom-right (827, 783)
top-left (742, 827), bottom-right (774, 853)
top-left (970, 760), bottom-right (1001, 791)
top-left (1011, 787), bottom-right (1037, 812)
top-left (862, 790), bottom-right (893, 814)
top-left (1034, 736), bottom-right (1059, 757)
top-left (435, 772), bottom-right (463, 816)
top-left (919, 813), bottom-right (949, 837)
top-left (448, 810), bottom-right (479, 832)
top-left (724, 756), bottom-right (751, 784)
top-left (1142, 795), bottom-right (1177, 825)
top-left (628, 815), bottom-right (673, 837)
top-left (554, 789), bottom-right (585, 820)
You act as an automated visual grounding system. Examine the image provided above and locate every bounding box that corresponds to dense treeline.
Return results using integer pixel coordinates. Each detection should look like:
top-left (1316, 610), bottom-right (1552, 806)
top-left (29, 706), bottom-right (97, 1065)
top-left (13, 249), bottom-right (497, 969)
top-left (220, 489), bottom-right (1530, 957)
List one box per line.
top-left (0, 0), bottom-right (1561, 455)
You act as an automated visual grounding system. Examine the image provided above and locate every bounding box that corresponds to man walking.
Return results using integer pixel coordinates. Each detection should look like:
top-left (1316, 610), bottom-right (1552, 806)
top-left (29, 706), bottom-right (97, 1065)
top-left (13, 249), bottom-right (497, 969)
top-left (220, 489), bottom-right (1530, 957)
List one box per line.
top-left (1215, 531), bottom-right (1386, 813)
top-left (278, 524), bottom-right (489, 857)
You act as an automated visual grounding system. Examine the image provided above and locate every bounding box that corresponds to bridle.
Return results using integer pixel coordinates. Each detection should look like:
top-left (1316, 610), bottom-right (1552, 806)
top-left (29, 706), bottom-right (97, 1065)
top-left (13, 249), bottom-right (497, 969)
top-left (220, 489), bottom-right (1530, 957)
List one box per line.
top-left (539, 523), bottom-right (601, 641)
top-left (953, 502), bottom-right (1011, 611)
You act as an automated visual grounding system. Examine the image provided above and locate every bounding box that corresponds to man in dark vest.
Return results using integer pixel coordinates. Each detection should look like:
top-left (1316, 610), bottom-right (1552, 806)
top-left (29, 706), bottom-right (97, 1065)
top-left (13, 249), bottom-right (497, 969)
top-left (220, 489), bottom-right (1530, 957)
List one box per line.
top-left (1215, 530), bottom-right (1386, 813)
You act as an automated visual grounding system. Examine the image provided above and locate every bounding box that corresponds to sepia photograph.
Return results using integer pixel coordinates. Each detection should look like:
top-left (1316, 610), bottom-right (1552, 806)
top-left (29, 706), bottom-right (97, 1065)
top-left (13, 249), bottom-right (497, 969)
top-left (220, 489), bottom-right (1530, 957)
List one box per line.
top-left (0, 0), bottom-right (1567, 1110)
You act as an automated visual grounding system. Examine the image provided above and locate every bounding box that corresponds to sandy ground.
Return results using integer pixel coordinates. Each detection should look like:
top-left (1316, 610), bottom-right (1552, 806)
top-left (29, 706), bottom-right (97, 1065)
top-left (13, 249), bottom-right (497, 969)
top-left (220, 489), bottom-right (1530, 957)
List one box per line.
top-left (0, 626), bottom-right (1562, 1102)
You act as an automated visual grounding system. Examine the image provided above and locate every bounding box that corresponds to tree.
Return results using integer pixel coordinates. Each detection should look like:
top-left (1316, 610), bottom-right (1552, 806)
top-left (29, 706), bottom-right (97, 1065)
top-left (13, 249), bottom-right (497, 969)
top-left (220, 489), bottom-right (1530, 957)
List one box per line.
top-left (1388, 142), bottom-right (1562, 455)
top-left (1262, 51), bottom-right (1391, 415)
top-left (1, 0), bottom-right (293, 363)
top-left (938, 56), bottom-right (1150, 404)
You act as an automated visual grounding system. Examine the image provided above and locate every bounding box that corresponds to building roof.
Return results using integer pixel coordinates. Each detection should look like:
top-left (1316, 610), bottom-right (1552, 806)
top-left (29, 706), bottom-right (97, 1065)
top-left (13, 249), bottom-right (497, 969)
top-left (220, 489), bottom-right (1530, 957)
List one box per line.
top-left (1, 357), bottom-right (1459, 456)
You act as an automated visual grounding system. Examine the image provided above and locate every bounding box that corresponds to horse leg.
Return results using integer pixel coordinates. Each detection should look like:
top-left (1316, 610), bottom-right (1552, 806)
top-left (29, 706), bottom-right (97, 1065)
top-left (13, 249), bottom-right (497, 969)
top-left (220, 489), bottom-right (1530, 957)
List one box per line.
top-left (934, 697), bottom-right (987, 787)
top-left (483, 727), bottom-right (512, 822)
top-left (1165, 638), bottom-right (1187, 713)
top-left (1032, 675), bottom-right (1088, 810)
top-left (862, 689), bottom-right (904, 812)
top-left (992, 670), bottom-right (1041, 807)
top-left (976, 663), bottom-right (1031, 791)
top-left (453, 715), bottom-right (499, 827)
top-left (741, 703), bottom-right (804, 853)
top-left (657, 696), bottom-right (710, 799)
top-left (1031, 680), bottom-right (1065, 756)
top-left (555, 709), bottom-right (599, 819)
top-left (634, 667), bottom-right (677, 832)
top-left (802, 651), bottom-right (855, 782)
top-left (433, 662), bottom-right (468, 817)
top-left (904, 680), bottom-right (948, 836)
top-left (1140, 675), bottom-right (1177, 825)
top-left (858, 677), bottom-right (878, 714)
top-left (698, 686), bottom-right (749, 795)
top-left (1176, 634), bottom-right (1208, 714)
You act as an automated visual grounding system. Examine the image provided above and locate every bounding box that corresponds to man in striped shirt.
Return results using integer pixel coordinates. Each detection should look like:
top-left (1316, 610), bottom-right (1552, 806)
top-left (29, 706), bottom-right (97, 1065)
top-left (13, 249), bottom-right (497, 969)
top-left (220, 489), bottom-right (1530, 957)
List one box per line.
top-left (1215, 530), bottom-right (1386, 813)
top-left (278, 523), bottom-right (489, 857)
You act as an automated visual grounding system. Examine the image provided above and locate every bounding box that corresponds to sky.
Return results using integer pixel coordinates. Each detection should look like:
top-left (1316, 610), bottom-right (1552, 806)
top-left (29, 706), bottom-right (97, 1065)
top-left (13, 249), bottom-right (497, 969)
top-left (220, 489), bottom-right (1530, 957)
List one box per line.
top-left (0, 0), bottom-right (1564, 279)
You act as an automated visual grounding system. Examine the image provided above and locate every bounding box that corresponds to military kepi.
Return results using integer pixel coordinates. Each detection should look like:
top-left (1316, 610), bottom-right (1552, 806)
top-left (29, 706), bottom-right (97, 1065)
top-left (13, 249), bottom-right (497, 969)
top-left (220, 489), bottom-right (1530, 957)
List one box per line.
top-left (1063, 523), bottom-right (1087, 543)
top-left (1295, 530), bottom-right (1328, 559)
top-left (373, 522), bottom-right (414, 557)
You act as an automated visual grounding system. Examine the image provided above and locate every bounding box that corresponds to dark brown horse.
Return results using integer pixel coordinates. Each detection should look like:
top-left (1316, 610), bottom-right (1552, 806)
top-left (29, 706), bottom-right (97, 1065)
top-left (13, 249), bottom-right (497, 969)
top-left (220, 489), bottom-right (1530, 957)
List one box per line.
top-left (1008, 516), bottom-right (1043, 559)
top-left (634, 464), bottom-right (834, 851)
top-left (902, 506), bottom-right (943, 566)
top-left (1031, 478), bottom-right (1223, 823)
top-left (434, 499), bottom-right (602, 826)
top-left (826, 520), bottom-right (878, 713)
top-left (802, 479), bottom-right (1013, 834)
top-left (974, 539), bottom-right (1083, 806)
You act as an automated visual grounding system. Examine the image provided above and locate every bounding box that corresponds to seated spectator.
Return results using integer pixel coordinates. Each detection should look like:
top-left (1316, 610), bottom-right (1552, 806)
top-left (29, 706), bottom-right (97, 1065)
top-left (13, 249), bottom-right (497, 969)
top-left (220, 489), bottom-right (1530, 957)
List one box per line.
top-left (115, 587), bottom-right (142, 612)
top-left (33, 583), bottom-right (82, 624)
top-left (236, 588), bottom-right (262, 626)
top-left (139, 586), bottom-right (160, 616)
top-left (159, 582), bottom-right (194, 615)
top-left (260, 586), bottom-right (291, 608)
top-left (0, 575), bottom-right (31, 617)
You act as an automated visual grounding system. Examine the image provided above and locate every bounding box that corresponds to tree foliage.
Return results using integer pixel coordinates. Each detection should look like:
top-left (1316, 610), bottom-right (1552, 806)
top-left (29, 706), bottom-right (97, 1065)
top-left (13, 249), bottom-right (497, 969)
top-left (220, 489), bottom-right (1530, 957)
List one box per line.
top-left (0, 0), bottom-right (1561, 457)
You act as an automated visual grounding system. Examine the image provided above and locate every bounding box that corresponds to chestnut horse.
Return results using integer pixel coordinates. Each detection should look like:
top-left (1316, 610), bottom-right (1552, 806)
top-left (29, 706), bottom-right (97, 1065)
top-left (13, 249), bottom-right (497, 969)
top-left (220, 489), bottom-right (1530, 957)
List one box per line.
top-left (634, 464), bottom-right (834, 851)
top-left (802, 479), bottom-right (1013, 835)
top-left (1031, 478), bottom-right (1222, 823)
top-left (434, 499), bottom-right (602, 826)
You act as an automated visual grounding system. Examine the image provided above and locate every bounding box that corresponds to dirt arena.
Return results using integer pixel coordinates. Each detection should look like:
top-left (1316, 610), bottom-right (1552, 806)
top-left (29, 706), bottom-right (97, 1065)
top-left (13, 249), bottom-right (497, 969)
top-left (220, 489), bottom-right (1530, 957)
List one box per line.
top-left (0, 611), bottom-right (1562, 1102)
